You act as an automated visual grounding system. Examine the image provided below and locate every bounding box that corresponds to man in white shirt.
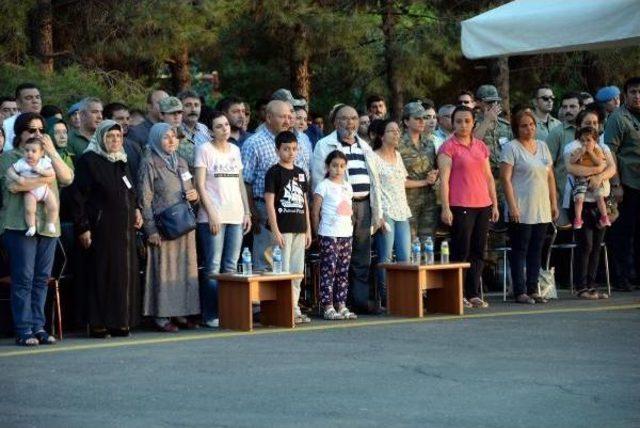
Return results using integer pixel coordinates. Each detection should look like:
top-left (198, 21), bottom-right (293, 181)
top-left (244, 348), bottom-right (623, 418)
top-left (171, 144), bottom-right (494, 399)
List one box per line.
top-left (3, 83), bottom-right (42, 151)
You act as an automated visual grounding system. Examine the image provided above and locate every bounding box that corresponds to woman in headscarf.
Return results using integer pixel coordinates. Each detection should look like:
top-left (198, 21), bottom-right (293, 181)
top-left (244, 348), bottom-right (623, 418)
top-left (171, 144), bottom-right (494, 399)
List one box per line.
top-left (45, 117), bottom-right (73, 170)
top-left (139, 123), bottom-right (200, 332)
top-left (70, 120), bottom-right (143, 338)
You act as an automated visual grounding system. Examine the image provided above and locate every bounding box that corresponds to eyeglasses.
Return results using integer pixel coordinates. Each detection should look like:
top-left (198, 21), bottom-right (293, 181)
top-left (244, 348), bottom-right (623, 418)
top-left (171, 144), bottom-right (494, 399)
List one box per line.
top-left (27, 127), bottom-right (44, 134)
top-left (538, 96), bottom-right (555, 102)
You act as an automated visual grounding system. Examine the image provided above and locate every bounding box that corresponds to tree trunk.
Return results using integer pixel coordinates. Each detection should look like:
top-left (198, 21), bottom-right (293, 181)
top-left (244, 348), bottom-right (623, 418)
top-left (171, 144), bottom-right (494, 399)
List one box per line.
top-left (490, 56), bottom-right (510, 120)
top-left (168, 46), bottom-right (192, 93)
top-left (31, 0), bottom-right (54, 74)
top-left (382, 0), bottom-right (402, 122)
top-left (290, 24), bottom-right (311, 102)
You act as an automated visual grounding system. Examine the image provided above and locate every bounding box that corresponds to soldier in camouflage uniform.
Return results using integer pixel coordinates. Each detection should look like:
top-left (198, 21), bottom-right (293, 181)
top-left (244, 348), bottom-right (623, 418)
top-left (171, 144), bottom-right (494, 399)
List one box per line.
top-left (474, 85), bottom-right (513, 227)
top-left (159, 96), bottom-right (196, 173)
top-left (398, 102), bottom-right (439, 241)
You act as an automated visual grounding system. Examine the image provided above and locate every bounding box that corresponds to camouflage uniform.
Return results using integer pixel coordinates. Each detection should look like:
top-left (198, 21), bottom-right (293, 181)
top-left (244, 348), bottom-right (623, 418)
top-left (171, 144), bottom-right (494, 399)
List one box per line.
top-left (398, 132), bottom-right (438, 240)
top-left (476, 115), bottom-right (512, 220)
top-left (176, 137), bottom-right (196, 173)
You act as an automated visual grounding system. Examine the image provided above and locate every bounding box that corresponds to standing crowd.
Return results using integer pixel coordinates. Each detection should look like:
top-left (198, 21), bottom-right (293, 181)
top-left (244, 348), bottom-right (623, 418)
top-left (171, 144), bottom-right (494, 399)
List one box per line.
top-left (1, 76), bottom-right (639, 346)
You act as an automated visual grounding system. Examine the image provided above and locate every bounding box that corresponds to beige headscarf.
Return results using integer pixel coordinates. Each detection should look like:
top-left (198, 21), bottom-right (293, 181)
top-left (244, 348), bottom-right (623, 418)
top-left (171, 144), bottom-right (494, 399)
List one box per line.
top-left (84, 120), bottom-right (127, 163)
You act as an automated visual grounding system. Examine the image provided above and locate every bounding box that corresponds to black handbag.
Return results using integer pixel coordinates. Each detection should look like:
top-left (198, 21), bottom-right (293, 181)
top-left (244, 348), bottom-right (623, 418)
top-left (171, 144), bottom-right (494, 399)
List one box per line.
top-left (154, 167), bottom-right (196, 240)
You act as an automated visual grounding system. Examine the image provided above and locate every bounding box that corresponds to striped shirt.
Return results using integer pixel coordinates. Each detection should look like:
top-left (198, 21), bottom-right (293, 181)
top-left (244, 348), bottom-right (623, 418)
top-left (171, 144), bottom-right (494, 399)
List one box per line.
top-left (339, 139), bottom-right (371, 199)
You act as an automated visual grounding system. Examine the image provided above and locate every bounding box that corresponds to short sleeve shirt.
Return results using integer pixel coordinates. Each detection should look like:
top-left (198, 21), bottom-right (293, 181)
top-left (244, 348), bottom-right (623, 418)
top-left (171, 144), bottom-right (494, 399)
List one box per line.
top-left (265, 164), bottom-right (308, 234)
top-left (500, 140), bottom-right (552, 224)
top-left (194, 143), bottom-right (244, 224)
top-left (438, 136), bottom-right (492, 208)
top-left (372, 151), bottom-right (412, 221)
top-left (314, 178), bottom-right (353, 238)
top-left (13, 157), bottom-right (52, 178)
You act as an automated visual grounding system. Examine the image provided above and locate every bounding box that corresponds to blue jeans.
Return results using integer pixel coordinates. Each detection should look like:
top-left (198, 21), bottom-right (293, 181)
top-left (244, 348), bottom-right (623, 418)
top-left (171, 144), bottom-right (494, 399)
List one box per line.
top-left (197, 223), bottom-right (243, 322)
top-left (374, 217), bottom-right (411, 303)
top-left (2, 230), bottom-right (56, 338)
top-left (252, 200), bottom-right (274, 271)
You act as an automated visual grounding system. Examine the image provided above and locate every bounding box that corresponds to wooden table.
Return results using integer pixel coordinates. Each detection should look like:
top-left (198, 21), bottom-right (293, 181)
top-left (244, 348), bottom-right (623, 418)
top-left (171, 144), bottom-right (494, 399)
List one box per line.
top-left (213, 273), bottom-right (304, 331)
top-left (379, 262), bottom-right (470, 317)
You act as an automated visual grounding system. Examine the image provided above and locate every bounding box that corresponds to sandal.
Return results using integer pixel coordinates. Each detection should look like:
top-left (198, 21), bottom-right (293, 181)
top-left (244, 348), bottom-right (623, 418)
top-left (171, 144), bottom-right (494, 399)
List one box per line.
top-left (15, 334), bottom-right (39, 347)
top-left (577, 290), bottom-right (598, 300)
top-left (515, 294), bottom-right (536, 304)
top-left (463, 298), bottom-right (473, 308)
top-left (34, 330), bottom-right (57, 345)
top-left (530, 293), bottom-right (548, 304)
top-left (294, 313), bottom-right (311, 324)
top-left (323, 307), bottom-right (344, 320)
top-left (469, 297), bottom-right (489, 308)
top-left (338, 307), bottom-right (358, 320)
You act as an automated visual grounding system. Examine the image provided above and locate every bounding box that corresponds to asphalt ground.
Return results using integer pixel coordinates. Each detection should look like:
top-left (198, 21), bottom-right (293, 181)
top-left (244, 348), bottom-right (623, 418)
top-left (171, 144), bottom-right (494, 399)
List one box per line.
top-left (1, 291), bottom-right (639, 428)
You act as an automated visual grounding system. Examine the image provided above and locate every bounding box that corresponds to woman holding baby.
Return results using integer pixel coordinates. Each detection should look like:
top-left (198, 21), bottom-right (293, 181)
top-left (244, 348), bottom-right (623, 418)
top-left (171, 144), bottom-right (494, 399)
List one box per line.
top-left (0, 112), bottom-right (73, 346)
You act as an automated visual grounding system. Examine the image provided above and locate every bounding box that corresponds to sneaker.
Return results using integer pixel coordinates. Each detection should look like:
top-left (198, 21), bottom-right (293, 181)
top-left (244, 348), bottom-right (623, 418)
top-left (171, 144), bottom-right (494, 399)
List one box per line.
top-left (598, 215), bottom-right (612, 228)
top-left (323, 307), bottom-right (344, 320)
top-left (573, 218), bottom-right (583, 230)
top-left (203, 318), bottom-right (219, 328)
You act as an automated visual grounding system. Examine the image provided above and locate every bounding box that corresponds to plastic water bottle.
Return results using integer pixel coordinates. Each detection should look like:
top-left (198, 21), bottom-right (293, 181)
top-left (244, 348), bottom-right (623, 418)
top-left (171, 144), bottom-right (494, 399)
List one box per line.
top-left (412, 237), bottom-right (421, 264)
top-left (424, 236), bottom-right (435, 265)
top-left (440, 240), bottom-right (450, 264)
top-left (272, 245), bottom-right (282, 273)
top-left (241, 247), bottom-right (252, 276)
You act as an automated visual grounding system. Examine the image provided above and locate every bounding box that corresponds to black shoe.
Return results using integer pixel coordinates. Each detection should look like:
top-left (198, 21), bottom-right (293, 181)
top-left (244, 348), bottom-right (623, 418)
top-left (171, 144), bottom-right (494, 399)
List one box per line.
top-left (613, 283), bottom-right (633, 292)
top-left (109, 327), bottom-right (130, 337)
top-left (89, 328), bottom-right (110, 339)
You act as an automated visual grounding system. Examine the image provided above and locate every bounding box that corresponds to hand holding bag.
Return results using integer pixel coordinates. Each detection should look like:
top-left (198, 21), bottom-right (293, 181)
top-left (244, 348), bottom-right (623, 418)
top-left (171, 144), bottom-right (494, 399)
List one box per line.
top-left (154, 167), bottom-right (196, 240)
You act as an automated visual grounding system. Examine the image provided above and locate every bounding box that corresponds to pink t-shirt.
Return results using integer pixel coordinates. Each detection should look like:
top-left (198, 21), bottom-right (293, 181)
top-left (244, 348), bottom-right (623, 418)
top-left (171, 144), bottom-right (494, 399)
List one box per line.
top-left (438, 136), bottom-right (492, 208)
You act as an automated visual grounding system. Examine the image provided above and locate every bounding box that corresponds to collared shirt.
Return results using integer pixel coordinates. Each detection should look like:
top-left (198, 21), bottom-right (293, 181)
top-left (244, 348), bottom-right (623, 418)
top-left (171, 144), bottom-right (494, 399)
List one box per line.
top-left (605, 104), bottom-right (640, 190)
top-left (241, 125), bottom-right (307, 199)
top-left (182, 122), bottom-right (211, 147)
top-left (339, 137), bottom-right (371, 199)
top-left (535, 114), bottom-right (562, 141)
top-left (546, 122), bottom-right (577, 195)
top-left (176, 137), bottom-right (196, 171)
top-left (398, 132), bottom-right (437, 181)
top-left (2, 114), bottom-right (18, 151)
top-left (433, 128), bottom-right (450, 152)
top-left (229, 129), bottom-right (252, 149)
top-left (67, 128), bottom-right (91, 160)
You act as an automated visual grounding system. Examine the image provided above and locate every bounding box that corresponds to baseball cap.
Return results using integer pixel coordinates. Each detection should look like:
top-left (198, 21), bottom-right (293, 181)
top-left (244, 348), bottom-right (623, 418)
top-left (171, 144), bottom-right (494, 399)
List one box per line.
top-left (271, 88), bottom-right (307, 108)
top-left (402, 102), bottom-right (427, 119)
top-left (476, 85), bottom-right (502, 102)
top-left (159, 96), bottom-right (183, 113)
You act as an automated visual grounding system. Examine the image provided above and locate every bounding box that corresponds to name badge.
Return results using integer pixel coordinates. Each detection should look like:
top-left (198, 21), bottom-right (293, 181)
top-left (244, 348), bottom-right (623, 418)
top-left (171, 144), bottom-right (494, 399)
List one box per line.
top-left (298, 173), bottom-right (305, 182)
top-left (498, 137), bottom-right (509, 147)
top-left (122, 176), bottom-right (132, 189)
top-left (181, 171), bottom-right (193, 181)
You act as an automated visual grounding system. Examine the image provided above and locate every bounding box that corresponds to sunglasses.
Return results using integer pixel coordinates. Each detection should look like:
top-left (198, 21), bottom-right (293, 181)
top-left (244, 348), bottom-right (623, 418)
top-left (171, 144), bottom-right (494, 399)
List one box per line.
top-left (538, 96), bottom-right (555, 102)
top-left (27, 127), bottom-right (44, 134)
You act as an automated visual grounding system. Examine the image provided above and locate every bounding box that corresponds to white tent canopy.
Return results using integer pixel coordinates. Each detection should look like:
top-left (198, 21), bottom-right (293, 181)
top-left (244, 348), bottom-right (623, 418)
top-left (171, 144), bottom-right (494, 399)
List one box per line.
top-left (461, 0), bottom-right (640, 59)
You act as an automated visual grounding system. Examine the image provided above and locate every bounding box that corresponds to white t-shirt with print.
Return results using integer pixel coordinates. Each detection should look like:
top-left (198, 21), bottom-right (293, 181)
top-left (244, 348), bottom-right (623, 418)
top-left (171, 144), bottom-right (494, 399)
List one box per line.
top-left (314, 178), bottom-right (353, 238)
top-left (194, 143), bottom-right (244, 224)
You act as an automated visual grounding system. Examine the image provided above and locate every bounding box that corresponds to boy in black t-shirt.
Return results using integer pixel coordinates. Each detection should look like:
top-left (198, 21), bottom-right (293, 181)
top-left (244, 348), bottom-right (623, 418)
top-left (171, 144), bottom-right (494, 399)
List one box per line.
top-left (265, 131), bottom-right (312, 323)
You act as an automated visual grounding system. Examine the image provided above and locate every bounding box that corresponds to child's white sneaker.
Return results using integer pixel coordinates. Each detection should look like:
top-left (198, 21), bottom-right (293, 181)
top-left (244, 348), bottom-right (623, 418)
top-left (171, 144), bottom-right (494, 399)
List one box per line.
top-left (25, 226), bottom-right (36, 236)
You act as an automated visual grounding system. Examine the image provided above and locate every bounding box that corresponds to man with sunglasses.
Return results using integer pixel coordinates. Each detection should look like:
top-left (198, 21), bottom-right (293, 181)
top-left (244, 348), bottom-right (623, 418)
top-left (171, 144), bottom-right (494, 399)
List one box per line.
top-left (532, 84), bottom-right (561, 141)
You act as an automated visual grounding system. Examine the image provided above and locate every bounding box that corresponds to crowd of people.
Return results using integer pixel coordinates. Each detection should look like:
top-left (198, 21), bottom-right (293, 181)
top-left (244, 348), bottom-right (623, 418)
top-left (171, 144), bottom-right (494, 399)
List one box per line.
top-left (1, 76), bottom-right (639, 347)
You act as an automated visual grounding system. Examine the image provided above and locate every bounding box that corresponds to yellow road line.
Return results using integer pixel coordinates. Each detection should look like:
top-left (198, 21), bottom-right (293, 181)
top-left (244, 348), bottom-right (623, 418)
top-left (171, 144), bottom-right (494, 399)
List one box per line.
top-left (1, 303), bottom-right (638, 359)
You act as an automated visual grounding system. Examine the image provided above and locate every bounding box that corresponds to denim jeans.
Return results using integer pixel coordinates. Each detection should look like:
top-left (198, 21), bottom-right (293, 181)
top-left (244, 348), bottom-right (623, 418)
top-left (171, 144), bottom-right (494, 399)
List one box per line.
top-left (197, 223), bottom-right (243, 322)
top-left (374, 217), bottom-right (411, 303)
top-left (253, 200), bottom-right (274, 271)
top-left (2, 230), bottom-right (56, 338)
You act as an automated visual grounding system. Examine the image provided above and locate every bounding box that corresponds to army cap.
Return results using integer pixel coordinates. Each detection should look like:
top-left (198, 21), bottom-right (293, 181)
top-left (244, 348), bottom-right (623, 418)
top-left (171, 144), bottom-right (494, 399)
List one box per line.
top-left (476, 85), bottom-right (502, 102)
top-left (271, 88), bottom-right (307, 108)
top-left (159, 96), bottom-right (183, 113)
top-left (402, 101), bottom-right (427, 119)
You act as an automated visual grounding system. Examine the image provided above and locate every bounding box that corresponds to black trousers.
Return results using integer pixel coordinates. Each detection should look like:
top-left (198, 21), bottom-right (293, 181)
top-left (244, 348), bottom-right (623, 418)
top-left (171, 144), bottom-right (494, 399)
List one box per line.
top-left (450, 206), bottom-right (491, 299)
top-left (607, 185), bottom-right (640, 286)
top-left (572, 202), bottom-right (606, 292)
top-left (508, 223), bottom-right (549, 297)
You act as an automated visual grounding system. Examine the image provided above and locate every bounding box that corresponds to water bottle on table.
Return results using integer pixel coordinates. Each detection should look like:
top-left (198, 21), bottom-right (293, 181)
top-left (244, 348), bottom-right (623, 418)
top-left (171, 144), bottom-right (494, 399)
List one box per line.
top-left (424, 236), bottom-right (434, 265)
top-left (440, 240), bottom-right (450, 264)
top-left (412, 237), bottom-right (421, 264)
top-left (241, 247), bottom-right (252, 275)
top-left (272, 245), bottom-right (283, 273)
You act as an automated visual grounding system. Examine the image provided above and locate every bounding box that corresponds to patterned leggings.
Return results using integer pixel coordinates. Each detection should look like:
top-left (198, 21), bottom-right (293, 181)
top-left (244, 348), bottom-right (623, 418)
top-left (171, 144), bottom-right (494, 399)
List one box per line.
top-left (319, 236), bottom-right (352, 307)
